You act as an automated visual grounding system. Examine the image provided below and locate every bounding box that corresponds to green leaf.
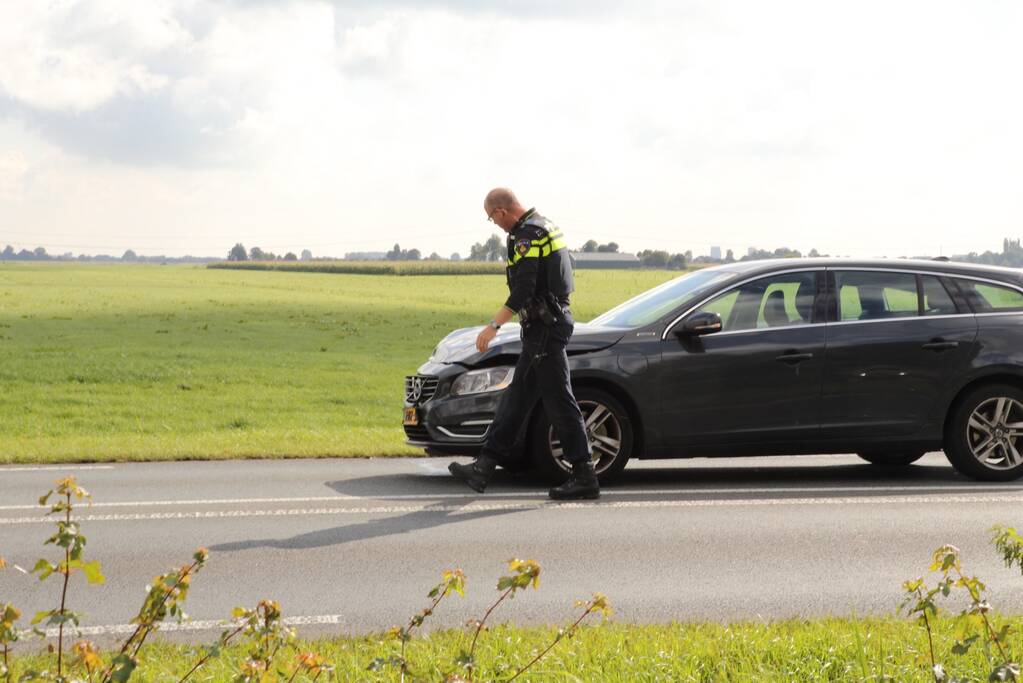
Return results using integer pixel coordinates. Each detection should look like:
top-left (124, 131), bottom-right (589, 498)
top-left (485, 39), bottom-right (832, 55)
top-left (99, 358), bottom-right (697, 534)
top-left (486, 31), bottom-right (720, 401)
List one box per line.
top-left (108, 654), bottom-right (138, 683)
top-left (31, 559), bottom-right (55, 580)
top-left (951, 635), bottom-right (979, 655)
top-left (30, 610), bottom-right (53, 626)
top-left (82, 560), bottom-right (105, 585)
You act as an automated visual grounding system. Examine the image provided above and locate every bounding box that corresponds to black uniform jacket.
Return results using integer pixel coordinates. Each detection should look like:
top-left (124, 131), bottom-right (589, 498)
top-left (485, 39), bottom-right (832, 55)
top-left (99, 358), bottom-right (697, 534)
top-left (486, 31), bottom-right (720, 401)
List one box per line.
top-left (503, 208), bottom-right (575, 313)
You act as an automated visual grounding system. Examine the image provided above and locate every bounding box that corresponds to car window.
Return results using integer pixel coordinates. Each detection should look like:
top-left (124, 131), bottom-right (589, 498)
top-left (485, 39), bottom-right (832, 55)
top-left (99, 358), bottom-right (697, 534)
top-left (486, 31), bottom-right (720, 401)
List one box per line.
top-left (921, 276), bottom-right (958, 316)
top-left (836, 271), bottom-right (918, 321)
top-left (589, 268), bottom-right (737, 328)
top-left (953, 279), bottom-right (1023, 312)
top-left (693, 271), bottom-right (817, 332)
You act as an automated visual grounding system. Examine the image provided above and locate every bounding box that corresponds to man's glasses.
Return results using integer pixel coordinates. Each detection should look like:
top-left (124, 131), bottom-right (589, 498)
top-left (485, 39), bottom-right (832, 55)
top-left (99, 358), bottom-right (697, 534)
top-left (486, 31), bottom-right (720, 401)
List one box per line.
top-left (487, 207), bottom-right (503, 223)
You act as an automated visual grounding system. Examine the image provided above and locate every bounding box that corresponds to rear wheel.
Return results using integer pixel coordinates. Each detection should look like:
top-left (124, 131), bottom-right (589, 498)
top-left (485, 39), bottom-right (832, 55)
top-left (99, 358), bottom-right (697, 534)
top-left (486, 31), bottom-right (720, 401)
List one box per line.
top-left (530, 387), bottom-right (633, 483)
top-left (944, 384), bottom-right (1023, 481)
top-left (856, 451), bottom-right (926, 467)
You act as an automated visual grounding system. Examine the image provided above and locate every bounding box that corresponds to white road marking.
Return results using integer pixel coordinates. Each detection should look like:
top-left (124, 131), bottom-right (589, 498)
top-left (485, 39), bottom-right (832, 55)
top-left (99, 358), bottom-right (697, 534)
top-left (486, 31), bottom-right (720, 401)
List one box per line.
top-left (0, 465), bottom-right (116, 472)
top-left (37, 614), bottom-right (347, 638)
top-left (0, 485), bottom-right (1018, 510)
top-left (3, 494), bottom-right (1023, 525)
top-left (0, 495), bottom-right (357, 511)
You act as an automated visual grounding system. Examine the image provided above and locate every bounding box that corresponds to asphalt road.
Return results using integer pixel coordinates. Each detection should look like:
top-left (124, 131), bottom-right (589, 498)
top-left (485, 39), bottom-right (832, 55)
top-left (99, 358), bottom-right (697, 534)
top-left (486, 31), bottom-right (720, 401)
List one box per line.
top-left (3, 453), bottom-right (1023, 644)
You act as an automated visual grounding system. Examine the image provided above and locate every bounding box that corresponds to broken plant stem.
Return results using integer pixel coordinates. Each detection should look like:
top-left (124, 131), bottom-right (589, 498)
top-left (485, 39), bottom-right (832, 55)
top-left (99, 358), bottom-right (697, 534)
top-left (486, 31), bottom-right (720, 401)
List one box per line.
top-left (469, 586), bottom-right (513, 661)
top-left (177, 622), bottom-right (246, 683)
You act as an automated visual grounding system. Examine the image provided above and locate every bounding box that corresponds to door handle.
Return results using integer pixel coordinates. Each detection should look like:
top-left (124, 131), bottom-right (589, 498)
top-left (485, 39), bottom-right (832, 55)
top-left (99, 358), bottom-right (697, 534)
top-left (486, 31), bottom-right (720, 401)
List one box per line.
top-left (922, 339), bottom-right (959, 351)
top-left (775, 351), bottom-right (814, 364)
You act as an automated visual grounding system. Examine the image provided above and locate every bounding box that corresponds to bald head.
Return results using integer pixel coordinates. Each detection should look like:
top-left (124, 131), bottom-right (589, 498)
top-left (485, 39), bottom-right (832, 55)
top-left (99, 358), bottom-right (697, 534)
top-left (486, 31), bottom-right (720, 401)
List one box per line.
top-left (484, 187), bottom-right (524, 213)
top-left (483, 187), bottom-right (526, 232)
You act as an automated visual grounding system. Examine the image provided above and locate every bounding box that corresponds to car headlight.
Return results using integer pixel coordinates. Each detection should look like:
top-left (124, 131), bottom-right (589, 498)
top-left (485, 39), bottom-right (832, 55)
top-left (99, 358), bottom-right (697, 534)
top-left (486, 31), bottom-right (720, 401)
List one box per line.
top-left (451, 366), bottom-right (515, 396)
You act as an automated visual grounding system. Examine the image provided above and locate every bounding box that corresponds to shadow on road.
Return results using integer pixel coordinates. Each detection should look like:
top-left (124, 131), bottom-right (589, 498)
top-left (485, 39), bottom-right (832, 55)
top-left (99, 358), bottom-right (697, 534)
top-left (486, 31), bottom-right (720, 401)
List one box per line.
top-left (326, 456), bottom-right (1023, 503)
top-left (209, 456), bottom-right (1023, 553)
top-left (209, 499), bottom-right (522, 553)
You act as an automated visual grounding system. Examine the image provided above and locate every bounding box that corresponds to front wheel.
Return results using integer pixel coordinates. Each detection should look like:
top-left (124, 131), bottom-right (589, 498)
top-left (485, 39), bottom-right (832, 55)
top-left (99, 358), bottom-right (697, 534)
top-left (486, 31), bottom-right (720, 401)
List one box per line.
top-left (857, 451), bottom-right (926, 467)
top-left (530, 387), bottom-right (633, 483)
top-left (944, 384), bottom-right (1023, 481)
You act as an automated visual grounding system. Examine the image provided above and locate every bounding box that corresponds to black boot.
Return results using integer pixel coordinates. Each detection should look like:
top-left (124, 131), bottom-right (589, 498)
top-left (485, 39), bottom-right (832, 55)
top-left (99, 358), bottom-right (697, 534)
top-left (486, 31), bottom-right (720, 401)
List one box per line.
top-left (549, 460), bottom-right (600, 500)
top-left (448, 454), bottom-right (498, 493)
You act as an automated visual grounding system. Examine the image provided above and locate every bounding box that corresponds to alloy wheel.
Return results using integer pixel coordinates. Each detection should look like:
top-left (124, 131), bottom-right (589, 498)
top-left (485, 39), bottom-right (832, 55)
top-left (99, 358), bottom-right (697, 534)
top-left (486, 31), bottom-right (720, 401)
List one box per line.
top-left (967, 396), bottom-right (1023, 470)
top-left (548, 399), bottom-right (622, 475)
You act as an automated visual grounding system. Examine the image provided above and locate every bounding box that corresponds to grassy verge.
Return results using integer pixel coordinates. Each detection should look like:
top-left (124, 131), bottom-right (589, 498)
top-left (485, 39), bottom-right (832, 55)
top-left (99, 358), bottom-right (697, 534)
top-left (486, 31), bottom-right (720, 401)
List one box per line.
top-left (9, 617), bottom-right (1023, 681)
top-left (0, 263), bottom-right (682, 464)
top-left (208, 260), bottom-right (506, 276)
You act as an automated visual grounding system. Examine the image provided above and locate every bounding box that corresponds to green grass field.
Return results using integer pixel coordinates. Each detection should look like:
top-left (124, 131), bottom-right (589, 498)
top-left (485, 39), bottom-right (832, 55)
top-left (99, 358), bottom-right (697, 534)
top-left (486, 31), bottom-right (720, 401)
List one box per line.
top-left (10, 617), bottom-right (1023, 681)
top-left (0, 263), bottom-right (679, 464)
top-left (209, 259), bottom-right (506, 276)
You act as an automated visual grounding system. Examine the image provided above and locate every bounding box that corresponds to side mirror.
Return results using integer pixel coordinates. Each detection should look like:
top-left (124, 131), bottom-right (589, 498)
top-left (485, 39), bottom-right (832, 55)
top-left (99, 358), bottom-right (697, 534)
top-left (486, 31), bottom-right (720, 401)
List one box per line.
top-left (678, 311), bottom-right (723, 336)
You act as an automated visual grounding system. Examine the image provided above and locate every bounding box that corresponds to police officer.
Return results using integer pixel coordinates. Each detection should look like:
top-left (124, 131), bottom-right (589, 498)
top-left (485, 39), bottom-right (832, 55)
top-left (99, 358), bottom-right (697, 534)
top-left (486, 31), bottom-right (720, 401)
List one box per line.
top-left (448, 188), bottom-right (599, 500)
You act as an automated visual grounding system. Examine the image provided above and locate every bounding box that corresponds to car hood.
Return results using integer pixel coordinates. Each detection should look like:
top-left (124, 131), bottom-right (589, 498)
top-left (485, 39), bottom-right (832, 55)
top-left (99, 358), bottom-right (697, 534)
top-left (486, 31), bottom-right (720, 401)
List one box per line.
top-left (429, 322), bottom-right (627, 366)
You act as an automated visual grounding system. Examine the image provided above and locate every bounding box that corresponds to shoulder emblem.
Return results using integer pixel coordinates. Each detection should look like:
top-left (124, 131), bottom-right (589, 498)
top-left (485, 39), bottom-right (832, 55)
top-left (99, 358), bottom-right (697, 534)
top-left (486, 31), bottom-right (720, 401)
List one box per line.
top-left (515, 239), bottom-right (531, 257)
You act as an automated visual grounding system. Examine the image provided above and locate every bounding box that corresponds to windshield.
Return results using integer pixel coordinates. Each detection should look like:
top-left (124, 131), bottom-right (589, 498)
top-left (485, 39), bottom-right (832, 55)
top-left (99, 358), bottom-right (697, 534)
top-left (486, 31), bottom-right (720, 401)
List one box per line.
top-left (589, 268), bottom-right (738, 328)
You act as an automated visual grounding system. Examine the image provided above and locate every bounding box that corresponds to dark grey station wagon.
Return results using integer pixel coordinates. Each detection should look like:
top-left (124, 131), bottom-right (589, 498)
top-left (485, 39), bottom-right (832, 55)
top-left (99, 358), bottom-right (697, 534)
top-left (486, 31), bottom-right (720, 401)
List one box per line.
top-left (404, 258), bottom-right (1023, 482)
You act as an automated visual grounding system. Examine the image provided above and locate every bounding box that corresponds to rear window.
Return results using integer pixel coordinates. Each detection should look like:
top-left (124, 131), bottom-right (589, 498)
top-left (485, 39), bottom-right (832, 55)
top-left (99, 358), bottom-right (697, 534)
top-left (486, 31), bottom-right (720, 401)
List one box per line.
top-left (953, 279), bottom-right (1023, 312)
top-left (836, 271), bottom-right (918, 321)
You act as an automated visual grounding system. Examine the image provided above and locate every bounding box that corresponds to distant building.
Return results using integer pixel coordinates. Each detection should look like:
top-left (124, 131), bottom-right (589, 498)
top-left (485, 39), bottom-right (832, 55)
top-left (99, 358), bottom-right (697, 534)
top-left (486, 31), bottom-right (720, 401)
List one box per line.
top-left (710, 246), bottom-right (722, 260)
top-left (568, 252), bottom-right (641, 269)
top-left (344, 251), bottom-right (386, 260)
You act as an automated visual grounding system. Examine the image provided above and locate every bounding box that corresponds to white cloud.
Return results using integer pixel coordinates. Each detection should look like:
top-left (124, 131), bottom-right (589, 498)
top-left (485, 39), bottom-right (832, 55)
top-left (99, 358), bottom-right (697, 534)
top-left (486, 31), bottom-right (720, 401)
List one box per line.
top-left (0, 0), bottom-right (1021, 259)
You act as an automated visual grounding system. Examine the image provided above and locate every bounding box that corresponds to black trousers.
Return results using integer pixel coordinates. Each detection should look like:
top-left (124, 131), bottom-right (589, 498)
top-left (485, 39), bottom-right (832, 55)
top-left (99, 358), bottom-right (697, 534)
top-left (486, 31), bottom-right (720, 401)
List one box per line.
top-left (481, 311), bottom-right (592, 466)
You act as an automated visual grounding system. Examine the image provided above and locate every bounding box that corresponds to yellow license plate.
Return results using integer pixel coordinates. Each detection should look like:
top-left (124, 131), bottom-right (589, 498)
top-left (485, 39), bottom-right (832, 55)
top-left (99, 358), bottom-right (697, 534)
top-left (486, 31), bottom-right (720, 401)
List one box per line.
top-left (403, 407), bottom-right (419, 426)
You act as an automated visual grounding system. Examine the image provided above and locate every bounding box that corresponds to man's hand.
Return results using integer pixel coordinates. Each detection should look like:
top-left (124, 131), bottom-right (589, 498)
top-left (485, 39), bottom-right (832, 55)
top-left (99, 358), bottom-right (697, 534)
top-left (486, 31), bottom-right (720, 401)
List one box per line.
top-left (476, 325), bottom-right (498, 353)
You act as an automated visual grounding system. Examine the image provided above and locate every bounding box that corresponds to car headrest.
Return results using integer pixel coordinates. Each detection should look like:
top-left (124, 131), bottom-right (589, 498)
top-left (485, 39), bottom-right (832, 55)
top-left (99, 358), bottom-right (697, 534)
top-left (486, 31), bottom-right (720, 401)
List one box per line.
top-left (764, 289), bottom-right (789, 327)
top-left (794, 279), bottom-right (815, 323)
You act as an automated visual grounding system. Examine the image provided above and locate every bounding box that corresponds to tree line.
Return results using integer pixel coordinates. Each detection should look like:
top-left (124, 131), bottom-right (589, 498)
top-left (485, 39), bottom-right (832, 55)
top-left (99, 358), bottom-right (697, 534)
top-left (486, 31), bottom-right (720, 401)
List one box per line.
top-left (0, 245), bottom-right (215, 263)
top-left (226, 244), bottom-right (313, 262)
top-left (7, 237), bottom-right (1023, 269)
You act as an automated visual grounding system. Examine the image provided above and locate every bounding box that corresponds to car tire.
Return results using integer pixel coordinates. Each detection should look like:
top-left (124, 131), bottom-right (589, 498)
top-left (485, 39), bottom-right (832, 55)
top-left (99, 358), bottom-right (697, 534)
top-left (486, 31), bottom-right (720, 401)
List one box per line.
top-left (856, 451), bottom-right (926, 467)
top-left (529, 387), bottom-right (633, 483)
top-left (944, 383), bottom-right (1023, 481)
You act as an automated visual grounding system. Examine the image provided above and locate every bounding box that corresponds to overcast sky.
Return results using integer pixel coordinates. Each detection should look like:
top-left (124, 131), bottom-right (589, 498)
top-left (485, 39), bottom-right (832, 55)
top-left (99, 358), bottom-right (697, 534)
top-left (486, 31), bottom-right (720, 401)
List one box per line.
top-left (1, 0), bottom-right (1021, 259)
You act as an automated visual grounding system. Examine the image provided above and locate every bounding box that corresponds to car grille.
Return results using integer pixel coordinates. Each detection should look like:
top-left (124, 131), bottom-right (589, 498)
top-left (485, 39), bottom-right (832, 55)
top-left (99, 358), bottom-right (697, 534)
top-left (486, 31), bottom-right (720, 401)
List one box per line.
top-left (404, 425), bottom-right (431, 441)
top-left (405, 375), bottom-right (439, 405)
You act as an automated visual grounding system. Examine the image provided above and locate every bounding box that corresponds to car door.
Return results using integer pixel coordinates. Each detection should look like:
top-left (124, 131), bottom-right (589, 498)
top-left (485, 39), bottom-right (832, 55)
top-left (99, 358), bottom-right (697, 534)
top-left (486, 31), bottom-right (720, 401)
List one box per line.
top-left (658, 269), bottom-right (825, 447)
top-left (819, 268), bottom-right (978, 438)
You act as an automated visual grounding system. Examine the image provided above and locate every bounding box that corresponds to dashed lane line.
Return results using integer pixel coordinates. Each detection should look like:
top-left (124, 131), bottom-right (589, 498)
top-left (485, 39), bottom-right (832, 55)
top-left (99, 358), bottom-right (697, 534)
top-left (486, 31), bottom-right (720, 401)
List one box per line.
top-left (0, 485), bottom-right (1019, 511)
top-left (0, 495), bottom-right (357, 511)
top-left (37, 614), bottom-right (346, 638)
top-left (2, 494), bottom-right (1023, 525)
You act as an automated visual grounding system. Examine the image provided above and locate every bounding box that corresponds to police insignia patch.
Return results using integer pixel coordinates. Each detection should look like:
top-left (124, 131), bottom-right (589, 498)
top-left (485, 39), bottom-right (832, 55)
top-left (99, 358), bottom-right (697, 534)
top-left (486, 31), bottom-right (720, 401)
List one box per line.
top-left (515, 239), bottom-right (531, 256)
